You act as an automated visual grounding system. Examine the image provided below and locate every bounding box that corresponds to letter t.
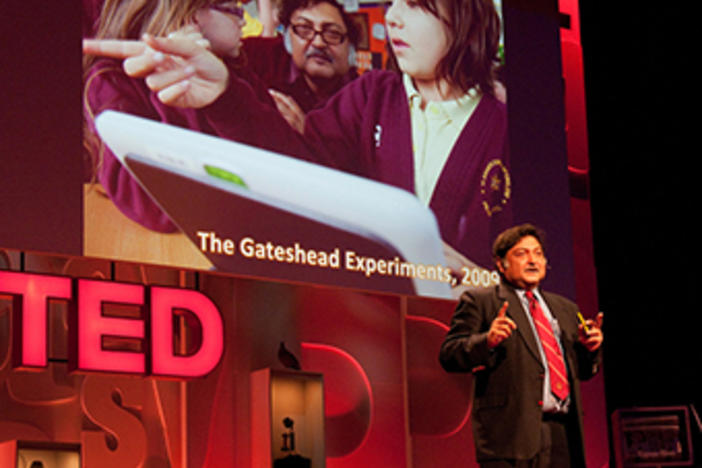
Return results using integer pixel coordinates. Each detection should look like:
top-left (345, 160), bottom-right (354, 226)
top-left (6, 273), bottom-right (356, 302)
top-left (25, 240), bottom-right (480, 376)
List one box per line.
top-left (0, 271), bottom-right (72, 368)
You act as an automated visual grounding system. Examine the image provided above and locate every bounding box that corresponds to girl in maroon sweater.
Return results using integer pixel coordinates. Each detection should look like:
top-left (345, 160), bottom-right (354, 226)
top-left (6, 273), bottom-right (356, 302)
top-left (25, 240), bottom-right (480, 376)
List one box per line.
top-left (84, 0), bottom-right (257, 231)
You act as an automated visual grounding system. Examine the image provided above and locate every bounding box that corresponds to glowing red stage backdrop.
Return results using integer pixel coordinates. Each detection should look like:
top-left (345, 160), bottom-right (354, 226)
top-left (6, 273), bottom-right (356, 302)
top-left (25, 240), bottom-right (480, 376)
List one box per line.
top-left (0, 254), bottom-right (608, 467)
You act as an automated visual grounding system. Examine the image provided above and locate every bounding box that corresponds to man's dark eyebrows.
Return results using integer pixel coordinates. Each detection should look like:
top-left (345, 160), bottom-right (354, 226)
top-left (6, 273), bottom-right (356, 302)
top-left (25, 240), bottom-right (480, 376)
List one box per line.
top-left (320, 22), bottom-right (345, 32)
top-left (293, 14), bottom-right (345, 31)
top-left (291, 15), bottom-right (314, 25)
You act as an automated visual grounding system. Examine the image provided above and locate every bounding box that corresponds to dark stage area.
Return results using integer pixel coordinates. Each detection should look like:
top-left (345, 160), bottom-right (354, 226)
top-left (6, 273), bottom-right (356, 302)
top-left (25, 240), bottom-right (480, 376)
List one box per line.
top-left (580, 2), bottom-right (700, 464)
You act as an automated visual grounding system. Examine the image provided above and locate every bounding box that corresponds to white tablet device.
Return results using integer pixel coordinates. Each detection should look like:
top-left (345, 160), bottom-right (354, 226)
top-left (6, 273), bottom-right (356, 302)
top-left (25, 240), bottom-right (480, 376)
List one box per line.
top-left (95, 110), bottom-right (451, 298)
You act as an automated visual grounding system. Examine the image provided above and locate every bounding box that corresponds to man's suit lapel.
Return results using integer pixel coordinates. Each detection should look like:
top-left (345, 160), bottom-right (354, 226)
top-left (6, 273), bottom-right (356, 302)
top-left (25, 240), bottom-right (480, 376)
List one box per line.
top-left (496, 283), bottom-right (542, 365)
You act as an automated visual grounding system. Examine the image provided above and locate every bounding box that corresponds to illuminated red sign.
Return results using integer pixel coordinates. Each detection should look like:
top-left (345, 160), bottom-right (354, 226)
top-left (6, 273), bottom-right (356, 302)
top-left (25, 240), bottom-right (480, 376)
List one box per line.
top-left (0, 271), bottom-right (223, 378)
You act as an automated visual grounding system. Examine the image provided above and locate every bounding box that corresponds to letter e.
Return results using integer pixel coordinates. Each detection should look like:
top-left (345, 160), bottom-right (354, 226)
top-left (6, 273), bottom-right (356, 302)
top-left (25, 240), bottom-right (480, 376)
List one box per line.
top-left (73, 279), bottom-right (145, 374)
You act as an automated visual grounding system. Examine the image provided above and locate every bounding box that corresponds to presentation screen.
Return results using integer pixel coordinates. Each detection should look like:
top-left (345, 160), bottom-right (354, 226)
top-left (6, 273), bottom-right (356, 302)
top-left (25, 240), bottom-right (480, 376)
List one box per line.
top-left (1, 0), bottom-right (576, 299)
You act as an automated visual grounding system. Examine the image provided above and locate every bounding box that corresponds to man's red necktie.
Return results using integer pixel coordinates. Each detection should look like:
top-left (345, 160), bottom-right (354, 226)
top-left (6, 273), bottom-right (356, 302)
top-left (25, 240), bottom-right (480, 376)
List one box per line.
top-left (526, 291), bottom-right (570, 401)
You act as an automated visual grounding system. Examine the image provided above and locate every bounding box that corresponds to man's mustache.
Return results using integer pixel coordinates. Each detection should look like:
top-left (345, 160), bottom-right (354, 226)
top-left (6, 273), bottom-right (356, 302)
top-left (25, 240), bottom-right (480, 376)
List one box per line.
top-left (305, 46), bottom-right (334, 63)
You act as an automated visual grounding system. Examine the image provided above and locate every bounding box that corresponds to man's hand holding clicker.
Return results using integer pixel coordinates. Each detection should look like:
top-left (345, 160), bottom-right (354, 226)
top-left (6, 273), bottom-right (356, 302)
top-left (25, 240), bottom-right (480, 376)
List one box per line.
top-left (578, 312), bottom-right (604, 352)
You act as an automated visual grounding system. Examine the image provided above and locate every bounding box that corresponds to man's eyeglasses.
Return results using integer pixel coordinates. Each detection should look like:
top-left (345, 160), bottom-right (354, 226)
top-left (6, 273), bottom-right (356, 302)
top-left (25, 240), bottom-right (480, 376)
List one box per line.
top-left (290, 23), bottom-right (347, 45)
top-left (211, 3), bottom-right (245, 19)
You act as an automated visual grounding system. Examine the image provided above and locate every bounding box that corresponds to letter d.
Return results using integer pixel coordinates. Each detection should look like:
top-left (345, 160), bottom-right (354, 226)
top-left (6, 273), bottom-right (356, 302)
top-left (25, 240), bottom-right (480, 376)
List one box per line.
top-left (150, 286), bottom-right (224, 378)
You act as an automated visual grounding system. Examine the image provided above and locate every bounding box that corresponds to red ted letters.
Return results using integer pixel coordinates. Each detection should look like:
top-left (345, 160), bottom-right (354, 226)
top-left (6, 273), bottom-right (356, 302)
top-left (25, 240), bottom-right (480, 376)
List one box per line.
top-left (0, 271), bottom-right (223, 378)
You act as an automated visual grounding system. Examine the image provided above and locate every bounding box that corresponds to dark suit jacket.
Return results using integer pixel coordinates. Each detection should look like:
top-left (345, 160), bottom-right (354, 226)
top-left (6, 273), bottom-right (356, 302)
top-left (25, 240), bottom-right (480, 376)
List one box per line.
top-left (439, 283), bottom-right (601, 465)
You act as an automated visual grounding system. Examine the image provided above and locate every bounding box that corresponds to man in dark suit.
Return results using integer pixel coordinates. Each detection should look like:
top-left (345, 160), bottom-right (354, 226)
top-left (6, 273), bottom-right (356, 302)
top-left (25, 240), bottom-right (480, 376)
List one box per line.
top-left (440, 223), bottom-right (603, 468)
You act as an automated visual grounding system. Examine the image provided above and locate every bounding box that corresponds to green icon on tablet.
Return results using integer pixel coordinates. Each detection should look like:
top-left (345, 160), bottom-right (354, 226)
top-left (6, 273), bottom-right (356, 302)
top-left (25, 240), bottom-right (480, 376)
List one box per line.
top-left (204, 164), bottom-right (247, 188)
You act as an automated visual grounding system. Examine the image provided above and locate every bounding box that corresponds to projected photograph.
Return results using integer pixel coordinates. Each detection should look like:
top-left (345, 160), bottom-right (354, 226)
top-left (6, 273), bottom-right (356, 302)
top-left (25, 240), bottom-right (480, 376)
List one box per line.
top-left (80, 0), bottom-right (563, 299)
